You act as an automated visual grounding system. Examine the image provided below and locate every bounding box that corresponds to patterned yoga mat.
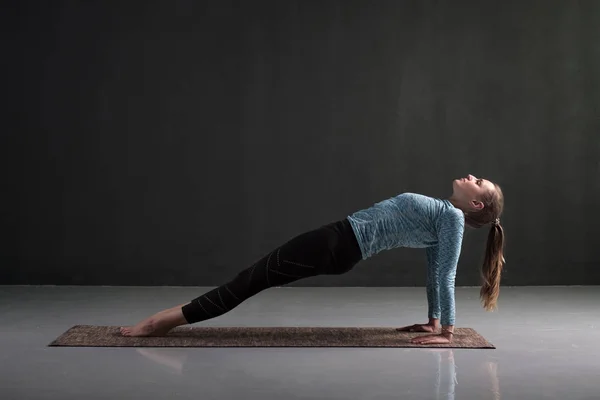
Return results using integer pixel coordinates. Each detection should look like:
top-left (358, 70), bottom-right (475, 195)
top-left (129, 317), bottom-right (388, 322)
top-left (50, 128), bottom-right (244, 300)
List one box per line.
top-left (49, 325), bottom-right (495, 348)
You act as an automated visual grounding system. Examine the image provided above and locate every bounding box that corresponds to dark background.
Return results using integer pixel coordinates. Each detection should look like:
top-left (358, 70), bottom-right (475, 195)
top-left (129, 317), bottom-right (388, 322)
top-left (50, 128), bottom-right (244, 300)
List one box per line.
top-left (2, 0), bottom-right (599, 287)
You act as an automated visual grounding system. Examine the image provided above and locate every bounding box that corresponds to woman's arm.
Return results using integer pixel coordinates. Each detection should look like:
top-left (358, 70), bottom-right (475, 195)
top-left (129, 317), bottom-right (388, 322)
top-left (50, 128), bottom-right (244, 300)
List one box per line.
top-left (426, 246), bottom-right (441, 324)
top-left (437, 211), bottom-right (464, 329)
top-left (397, 246), bottom-right (442, 333)
top-left (411, 211), bottom-right (464, 344)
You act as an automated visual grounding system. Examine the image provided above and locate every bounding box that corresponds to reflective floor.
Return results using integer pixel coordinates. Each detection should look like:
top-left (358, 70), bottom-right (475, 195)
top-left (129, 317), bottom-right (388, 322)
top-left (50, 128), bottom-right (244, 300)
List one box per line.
top-left (1, 285), bottom-right (598, 399)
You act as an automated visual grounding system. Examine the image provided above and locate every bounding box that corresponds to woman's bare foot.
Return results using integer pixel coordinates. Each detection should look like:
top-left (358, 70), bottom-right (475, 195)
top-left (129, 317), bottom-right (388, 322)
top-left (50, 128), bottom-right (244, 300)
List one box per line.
top-left (120, 303), bottom-right (190, 337)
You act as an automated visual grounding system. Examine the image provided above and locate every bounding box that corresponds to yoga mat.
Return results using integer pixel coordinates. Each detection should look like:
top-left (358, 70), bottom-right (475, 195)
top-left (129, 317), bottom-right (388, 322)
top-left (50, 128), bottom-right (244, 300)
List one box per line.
top-left (49, 325), bottom-right (495, 348)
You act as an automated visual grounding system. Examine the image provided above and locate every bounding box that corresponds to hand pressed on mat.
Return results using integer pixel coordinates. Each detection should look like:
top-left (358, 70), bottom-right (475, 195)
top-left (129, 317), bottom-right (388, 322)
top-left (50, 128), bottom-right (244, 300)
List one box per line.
top-left (410, 333), bottom-right (453, 345)
top-left (397, 318), bottom-right (440, 333)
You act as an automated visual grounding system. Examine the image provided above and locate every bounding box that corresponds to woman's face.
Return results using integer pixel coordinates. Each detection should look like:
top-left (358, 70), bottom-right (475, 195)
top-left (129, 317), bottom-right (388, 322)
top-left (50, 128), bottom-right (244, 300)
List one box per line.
top-left (452, 174), bottom-right (496, 210)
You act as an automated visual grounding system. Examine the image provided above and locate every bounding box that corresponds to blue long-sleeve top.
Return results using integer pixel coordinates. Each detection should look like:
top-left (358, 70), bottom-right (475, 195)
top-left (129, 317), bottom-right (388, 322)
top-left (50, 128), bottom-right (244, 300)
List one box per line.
top-left (346, 193), bottom-right (465, 326)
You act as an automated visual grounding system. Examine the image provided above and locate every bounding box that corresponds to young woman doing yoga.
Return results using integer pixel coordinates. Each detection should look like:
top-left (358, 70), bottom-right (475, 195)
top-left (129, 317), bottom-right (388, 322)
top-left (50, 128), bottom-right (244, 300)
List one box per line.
top-left (120, 174), bottom-right (505, 345)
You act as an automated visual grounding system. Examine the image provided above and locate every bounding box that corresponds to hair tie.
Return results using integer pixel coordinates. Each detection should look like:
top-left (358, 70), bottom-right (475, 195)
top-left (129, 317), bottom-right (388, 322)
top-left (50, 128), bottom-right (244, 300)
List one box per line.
top-left (493, 218), bottom-right (500, 226)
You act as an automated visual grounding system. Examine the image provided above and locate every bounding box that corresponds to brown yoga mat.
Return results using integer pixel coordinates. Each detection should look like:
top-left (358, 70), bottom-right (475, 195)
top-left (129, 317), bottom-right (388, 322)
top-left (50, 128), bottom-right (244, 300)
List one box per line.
top-left (49, 325), bottom-right (495, 348)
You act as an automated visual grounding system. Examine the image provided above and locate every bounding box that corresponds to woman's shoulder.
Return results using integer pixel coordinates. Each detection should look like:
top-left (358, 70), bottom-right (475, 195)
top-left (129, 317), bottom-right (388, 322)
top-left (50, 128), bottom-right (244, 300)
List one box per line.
top-left (440, 205), bottom-right (465, 229)
top-left (394, 192), bottom-right (435, 203)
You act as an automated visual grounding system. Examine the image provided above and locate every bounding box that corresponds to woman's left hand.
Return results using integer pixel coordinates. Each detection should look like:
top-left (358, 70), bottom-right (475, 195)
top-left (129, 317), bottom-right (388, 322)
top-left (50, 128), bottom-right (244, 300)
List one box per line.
top-left (410, 333), bottom-right (452, 345)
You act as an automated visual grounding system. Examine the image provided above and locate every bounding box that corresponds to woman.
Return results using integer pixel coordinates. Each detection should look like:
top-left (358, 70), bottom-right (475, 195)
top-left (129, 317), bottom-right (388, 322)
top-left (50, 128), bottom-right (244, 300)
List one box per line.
top-left (120, 174), bottom-right (505, 345)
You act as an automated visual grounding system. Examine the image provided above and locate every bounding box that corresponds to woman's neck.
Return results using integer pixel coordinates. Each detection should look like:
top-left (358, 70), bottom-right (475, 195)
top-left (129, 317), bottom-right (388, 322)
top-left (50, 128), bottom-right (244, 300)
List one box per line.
top-left (447, 196), bottom-right (465, 212)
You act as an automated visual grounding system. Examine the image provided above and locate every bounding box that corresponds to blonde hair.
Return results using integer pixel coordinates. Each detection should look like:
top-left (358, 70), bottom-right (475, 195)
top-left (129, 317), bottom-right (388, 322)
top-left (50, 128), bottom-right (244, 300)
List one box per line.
top-left (464, 184), bottom-right (505, 311)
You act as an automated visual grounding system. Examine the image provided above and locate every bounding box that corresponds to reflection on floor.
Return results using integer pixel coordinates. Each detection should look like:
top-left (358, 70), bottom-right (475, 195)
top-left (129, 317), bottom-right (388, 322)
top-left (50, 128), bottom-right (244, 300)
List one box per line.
top-left (1, 285), bottom-right (598, 399)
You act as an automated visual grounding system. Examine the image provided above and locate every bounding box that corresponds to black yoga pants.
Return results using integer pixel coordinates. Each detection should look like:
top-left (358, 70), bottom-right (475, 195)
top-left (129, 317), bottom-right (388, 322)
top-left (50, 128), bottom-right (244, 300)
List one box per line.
top-left (180, 218), bottom-right (363, 324)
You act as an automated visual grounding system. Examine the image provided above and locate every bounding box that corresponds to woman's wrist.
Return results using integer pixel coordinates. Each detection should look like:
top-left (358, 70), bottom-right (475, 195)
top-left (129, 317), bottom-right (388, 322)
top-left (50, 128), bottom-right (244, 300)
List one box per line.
top-left (428, 318), bottom-right (440, 328)
top-left (441, 325), bottom-right (454, 337)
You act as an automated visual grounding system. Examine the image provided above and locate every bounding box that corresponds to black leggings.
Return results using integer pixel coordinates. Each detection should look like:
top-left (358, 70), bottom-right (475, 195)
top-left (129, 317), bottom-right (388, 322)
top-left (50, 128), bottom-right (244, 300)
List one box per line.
top-left (181, 218), bottom-right (363, 324)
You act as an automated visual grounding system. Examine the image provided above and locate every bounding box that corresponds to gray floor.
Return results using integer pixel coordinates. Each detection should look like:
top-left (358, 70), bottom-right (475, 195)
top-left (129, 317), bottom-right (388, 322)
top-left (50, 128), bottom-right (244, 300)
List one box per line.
top-left (1, 285), bottom-right (599, 400)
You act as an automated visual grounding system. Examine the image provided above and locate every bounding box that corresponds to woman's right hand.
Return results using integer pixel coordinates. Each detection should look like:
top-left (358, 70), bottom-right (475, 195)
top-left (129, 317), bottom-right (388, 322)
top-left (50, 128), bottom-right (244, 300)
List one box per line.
top-left (396, 322), bottom-right (440, 333)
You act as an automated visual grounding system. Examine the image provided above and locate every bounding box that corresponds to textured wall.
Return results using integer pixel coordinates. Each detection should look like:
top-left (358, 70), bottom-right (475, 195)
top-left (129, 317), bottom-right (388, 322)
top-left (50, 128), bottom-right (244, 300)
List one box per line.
top-left (3, 0), bottom-right (599, 286)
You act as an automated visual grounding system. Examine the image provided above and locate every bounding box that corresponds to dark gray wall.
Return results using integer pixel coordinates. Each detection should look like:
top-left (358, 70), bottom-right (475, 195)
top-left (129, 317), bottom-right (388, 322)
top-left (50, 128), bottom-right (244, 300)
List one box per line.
top-left (2, 0), bottom-right (599, 287)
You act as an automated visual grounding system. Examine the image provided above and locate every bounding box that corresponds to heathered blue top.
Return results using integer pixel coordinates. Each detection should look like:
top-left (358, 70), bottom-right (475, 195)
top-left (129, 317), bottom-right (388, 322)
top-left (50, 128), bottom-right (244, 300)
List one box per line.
top-left (346, 193), bottom-right (465, 326)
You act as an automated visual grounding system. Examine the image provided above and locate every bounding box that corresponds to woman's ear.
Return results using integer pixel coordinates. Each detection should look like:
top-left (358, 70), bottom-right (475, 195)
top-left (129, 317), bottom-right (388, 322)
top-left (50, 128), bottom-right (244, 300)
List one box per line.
top-left (470, 200), bottom-right (485, 210)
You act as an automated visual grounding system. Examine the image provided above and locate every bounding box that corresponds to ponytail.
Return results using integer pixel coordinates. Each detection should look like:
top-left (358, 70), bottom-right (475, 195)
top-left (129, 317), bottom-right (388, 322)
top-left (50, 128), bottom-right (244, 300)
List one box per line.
top-left (480, 222), bottom-right (505, 311)
top-left (462, 181), bottom-right (505, 311)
